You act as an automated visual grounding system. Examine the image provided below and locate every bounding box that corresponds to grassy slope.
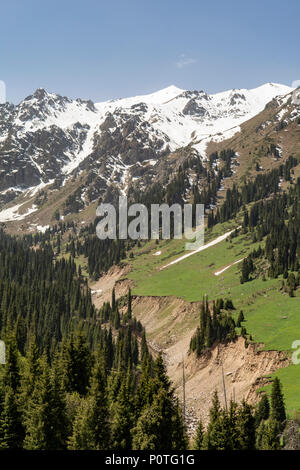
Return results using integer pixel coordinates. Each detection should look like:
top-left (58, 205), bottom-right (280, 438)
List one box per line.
top-left (126, 222), bottom-right (300, 416)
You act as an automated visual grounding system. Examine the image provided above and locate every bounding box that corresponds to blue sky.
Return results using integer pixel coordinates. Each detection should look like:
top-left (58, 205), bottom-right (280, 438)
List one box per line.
top-left (1, 0), bottom-right (299, 103)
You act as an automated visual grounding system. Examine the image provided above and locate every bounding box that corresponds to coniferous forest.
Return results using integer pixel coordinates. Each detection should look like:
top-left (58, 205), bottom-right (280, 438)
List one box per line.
top-left (0, 224), bottom-right (296, 451)
top-left (0, 229), bottom-right (187, 449)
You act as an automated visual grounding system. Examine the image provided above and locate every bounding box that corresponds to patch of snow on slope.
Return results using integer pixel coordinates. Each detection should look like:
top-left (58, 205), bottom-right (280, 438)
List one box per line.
top-left (62, 125), bottom-right (98, 174)
top-left (214, 258), bottom-right (245, 276)
top-left (160, 227), bottom-right (241, 270)
top-left (37, 224), bottom-right (50, 233)
top-left (0, 203), bottom-right (38, 222)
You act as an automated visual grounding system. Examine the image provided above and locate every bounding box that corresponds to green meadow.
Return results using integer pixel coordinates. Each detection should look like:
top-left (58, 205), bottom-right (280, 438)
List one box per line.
top-left (126, 224), bottom-right (300, 415)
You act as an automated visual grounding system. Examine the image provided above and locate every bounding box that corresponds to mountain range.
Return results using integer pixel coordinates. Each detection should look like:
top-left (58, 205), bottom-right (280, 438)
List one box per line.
top-left (0, 82), bottom-right (298, 228)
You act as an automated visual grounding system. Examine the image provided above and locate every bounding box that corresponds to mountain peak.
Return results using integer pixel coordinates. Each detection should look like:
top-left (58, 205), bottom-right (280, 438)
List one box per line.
top-left (34, 87), bottom-right (48, 97)
top-left (253, 82), bottom-right (293, 95)
top-left (145, 85), bottom-right (185, 103)
top-left (160, 84), bottom-right (184, 93)
top-left (23, 88), bottom-right (52, 103)
top-left (99, 85), bottom-right (185, 108)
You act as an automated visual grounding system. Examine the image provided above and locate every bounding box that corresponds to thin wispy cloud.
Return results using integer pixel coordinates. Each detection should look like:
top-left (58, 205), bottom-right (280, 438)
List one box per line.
top-left (175, 54), bottom-right (197, 69)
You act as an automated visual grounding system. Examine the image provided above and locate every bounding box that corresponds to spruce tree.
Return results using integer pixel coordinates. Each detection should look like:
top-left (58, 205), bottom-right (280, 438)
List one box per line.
top-left (236, 310), bottom-right (245, 327)
top-left (61, 333), bottom-right (92, 396)
top-left (0, 386), bottom-right (24, 449)
top-left (153, 352), bottom-right (171, 394)
top-left (110, 378), bottom-right (134, 449)
top-left (194, 418), bottom-right (204, 449)
top-left (135, 356), bottom-right (153, 414)
top-left (127, 288), bottom-right (132, 320)
top-left (23, 356), bottom-right (67, 450)
top-left (3, 336), bottom-right (20, 391)
top-left (132, 388), bottom-right (182, 450)
top-left (205, 396), bottom-right (241, 450)
top-left (237, 400), bottom-right (255, 450)
top-left (255, 394), bottom-right (270, 426)
top-left (270, 377), bottom-right (286, 425)
top-left (141, 330), bottom-right (149, 361)
top-left (68, 362), bottom-right (110, 450)
top-left (132, 402), bottom-right (162, 450)
top-left (112, 288), bottom-right (116, 311)
top-left (171, 401), bottom-right (188, 450)
top-left (20, 338), bottom-right (41, 414)
top-left (260, 419), bottom-right (281, 450)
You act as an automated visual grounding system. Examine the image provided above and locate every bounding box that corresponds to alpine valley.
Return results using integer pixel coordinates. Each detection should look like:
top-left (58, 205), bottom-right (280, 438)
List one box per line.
top-left (0, 81), bottom-right (300, 451)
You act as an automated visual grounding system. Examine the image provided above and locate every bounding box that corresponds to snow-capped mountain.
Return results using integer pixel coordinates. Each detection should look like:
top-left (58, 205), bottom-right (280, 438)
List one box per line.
top-left (0, 82), bottom-right (295, 220)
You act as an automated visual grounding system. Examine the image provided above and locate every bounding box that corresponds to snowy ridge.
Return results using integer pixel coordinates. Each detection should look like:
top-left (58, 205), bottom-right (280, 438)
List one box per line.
top-left (95, 83), bottom-right (293, 153)
top-left (0, 82), bottom-right (295, 222)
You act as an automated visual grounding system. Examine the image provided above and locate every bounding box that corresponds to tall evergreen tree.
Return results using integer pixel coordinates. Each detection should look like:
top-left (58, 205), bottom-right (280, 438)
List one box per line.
top-left (61, 333), bottom-right (93, 396)
top-left (271, 377), bottom-right (286, 425)
top-left (237, 400), bottom-right (256, 450)
top-left (194, 418), bottom-right (204, 450)
top-left (255, 394), bottom-right (270, 426)
top-left (0, 386), bottom-right (24, 449)
top-left (110, 376), bottom-right (134, 449)
top-left (68, 362), bottom-right (110, 450)
top-left (259, 419), bottom-right (281, 450)
top-left (127, 288), bottom-right (132, 320)
top-left (23, 356), bottom-right (67, 450)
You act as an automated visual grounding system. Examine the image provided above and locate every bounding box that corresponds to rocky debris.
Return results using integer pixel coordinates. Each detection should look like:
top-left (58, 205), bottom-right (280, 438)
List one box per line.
top-left (184, 407), bottom-right (199, 437)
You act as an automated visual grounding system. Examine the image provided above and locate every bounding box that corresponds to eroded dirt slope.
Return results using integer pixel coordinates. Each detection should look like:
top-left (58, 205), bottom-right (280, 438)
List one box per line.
top-left (90, 271), bottom-right (290, 434)
top-left (131, 295), bottom-right (289, 432)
